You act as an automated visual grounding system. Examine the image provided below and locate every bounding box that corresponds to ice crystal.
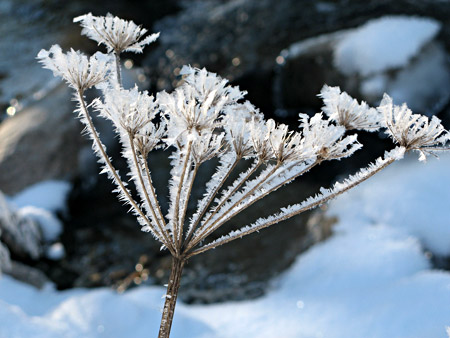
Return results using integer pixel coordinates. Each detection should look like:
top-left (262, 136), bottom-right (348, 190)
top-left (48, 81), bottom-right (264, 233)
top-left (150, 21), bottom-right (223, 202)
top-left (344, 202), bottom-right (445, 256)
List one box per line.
top-left (320, 85), bottom-right (382, 131)
top-left (74, 13), bottom-right (159, 54)
top-left (299, 113), bottom-right (361, 161)
top-left (379, 94), bottom-right (450, 161)
top-left (37, 45), bottom-right (111, 92)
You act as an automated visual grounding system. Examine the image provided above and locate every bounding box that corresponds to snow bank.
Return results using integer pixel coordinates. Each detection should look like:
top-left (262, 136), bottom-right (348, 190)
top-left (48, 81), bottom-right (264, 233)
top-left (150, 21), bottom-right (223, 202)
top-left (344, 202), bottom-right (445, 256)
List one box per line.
top-left (0, 276), bottom-right (213, 338)
top-left (0, 156), bottom-right (449, 337)
top-left (334, 16), bottom-right (441, 76)
top-left (329, 153), bottom-right (450, 256)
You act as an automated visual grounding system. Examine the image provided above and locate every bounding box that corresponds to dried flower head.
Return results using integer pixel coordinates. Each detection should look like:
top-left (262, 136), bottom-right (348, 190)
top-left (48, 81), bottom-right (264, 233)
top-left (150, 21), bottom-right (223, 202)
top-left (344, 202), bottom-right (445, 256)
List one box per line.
top-left (320, 85), bottom-right (381, 132)
top-left (272, 121), bottom-right (306, 162)
top-left (37, 45), bottom-right (111, 92)
top-left (192, 132), bottom-right (226, 164)
top-left (95, 86), bottom-right (158, 134)
top-left (158, 67), bottom-right (246, 146)
top-left (379, 94), bottom-right (450, 161)
top-left (223, 101), bottom-right (261, 158)
top-left (299, 113), bottom-right (361, 161)
top-left (180, 66), bottom-right (246, 104)
top-left (74, 13), bottom-right (159, 54)
top-left (249, 118), bottom-right (274, 162)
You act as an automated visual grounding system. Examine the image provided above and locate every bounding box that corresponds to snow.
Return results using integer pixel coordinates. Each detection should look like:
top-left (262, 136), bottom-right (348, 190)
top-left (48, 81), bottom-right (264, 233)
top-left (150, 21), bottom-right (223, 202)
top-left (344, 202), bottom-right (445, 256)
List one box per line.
top-left (329, 153), bottom-right (450, 256)
top-left (1, 155), bottom-right (450, 337)
top-left (7, 180), bottom-right (71, 244)
top-left (46, 242), bottom-right (65, 261)
top-left (17, 207), bottom-right (62, 242)
top-left (281, 15), bottom-right (449, 113)
top-left (0, 276), bottom-right (212, 338)
top-left (334, 16), bottom-right (441, 76)
top-left (10, 180), bottom-right (71, 213)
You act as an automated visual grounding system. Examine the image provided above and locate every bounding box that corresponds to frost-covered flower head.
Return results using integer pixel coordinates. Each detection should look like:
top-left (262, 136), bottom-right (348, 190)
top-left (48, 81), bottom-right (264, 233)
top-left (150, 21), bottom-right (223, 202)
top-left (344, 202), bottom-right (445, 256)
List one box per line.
top-left (319, 85), bottom-right (381, 132)
top-left (74, 13), bottom-right (159, 54)
top-left (37, 45), bottom-right (111, 92)
top-left (266, 120), bottom-right (305, 163)
top-left (96, 86), bottom-right (158, 133)
top-left (249, 118), bottom-right (274, 162)
top-left (191, 132), bottom-right (226, 164)
top-left (299, 113), bottom-right (361, 161)
top-left (180, 66), bottom-right (246, 104)
top-left (379, 94), bottom-right (450, 161)
top-left (223, 101), bottom-right (261, 158)
top-left (158, 67), bottom-right (246, 146)
top-left (247, 116), bottom-right (305, 163)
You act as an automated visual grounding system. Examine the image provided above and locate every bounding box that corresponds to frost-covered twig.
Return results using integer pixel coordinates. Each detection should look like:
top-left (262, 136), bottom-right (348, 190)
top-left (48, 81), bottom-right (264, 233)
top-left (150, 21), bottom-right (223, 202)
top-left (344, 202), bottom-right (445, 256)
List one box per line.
top-left (76, 93), bottom-right (155, 234)
top-left (174, 140), bottom-right (193, 250)
top-left (184, 152), bottom-right (240, 246)
top-left (187, 147), bottom-right (405, 258)
top-left (184, 158), bottom-right (262, 251)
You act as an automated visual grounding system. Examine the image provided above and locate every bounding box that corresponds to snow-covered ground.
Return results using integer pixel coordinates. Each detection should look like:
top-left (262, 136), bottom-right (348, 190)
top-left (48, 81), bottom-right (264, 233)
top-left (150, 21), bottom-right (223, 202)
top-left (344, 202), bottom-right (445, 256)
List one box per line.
top-left (1, 154), bottom-right (449, 338)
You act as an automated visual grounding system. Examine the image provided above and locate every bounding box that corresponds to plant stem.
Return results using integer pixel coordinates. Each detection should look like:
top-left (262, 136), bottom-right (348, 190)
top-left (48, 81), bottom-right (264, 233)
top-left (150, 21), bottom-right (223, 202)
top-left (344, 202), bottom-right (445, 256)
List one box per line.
top-left (76, 91), bottom-right (150, 226)
top-left (114, 52), bottom-right (122, 86)
top-left (127, 132), bottom-right (174, 254)
top-left (158, 257), bottom-right (185, 338)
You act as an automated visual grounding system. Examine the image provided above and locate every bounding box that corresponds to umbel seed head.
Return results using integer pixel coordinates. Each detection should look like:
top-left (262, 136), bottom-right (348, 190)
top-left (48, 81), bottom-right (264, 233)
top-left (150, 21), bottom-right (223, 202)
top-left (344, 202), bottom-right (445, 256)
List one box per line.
top-left (74, 13), bottom-right (160, 54)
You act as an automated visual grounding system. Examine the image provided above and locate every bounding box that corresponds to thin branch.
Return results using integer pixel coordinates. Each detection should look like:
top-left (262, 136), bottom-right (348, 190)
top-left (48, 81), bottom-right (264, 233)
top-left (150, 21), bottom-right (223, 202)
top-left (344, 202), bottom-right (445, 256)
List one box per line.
top-left (196, 159), bottom-right (318, 245)
top-left (187, 148), bottom-right (401, 258)
top-left (184, 159), bottom-right (261, 252)
top-left (114, 52), bottom-right (122, 86)
top-left (183, 154), bottom-right (240, 248)
top-left (127, 132), bottom-right (175, 254)
top-left (143, 159), bottom-right (168, 232)
top-left (76, 90), bottom-right (151, 230)
top-left (187, 160), bottom-right (279, 251)
top-left (178, 162), bottom-right (200, 248)
top-left (173, 141), bottom-right (193, 253)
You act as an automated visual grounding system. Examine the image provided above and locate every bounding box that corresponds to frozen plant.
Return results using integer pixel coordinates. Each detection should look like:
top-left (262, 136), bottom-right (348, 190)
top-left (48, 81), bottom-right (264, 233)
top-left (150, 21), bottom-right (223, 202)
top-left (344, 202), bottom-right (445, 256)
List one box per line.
top-left (37, 13), bottom-right (450, 338)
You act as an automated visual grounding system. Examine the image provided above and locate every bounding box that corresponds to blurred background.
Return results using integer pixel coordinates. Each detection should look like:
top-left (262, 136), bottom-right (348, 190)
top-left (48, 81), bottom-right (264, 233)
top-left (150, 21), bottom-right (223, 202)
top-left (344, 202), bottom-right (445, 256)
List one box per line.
top-left (0, 0), bottom-right (449, 304)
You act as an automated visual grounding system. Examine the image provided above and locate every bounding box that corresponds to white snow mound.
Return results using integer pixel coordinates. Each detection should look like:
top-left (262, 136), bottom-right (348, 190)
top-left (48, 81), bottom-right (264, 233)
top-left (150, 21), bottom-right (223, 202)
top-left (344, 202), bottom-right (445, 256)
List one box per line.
top-left (334, 16), bottom-right (441, 76)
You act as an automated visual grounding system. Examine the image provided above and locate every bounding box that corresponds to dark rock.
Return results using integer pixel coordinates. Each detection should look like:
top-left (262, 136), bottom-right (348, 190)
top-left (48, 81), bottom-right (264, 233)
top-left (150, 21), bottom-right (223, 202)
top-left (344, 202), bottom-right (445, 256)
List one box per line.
top-left (0, 190), bottom-right (42, 260)
top-left (4, 260), bottom-right (50, 289)
top-left (0, 86), bottom-right (81, 195)
top-left (0, 190), bottom-right (53, 288)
